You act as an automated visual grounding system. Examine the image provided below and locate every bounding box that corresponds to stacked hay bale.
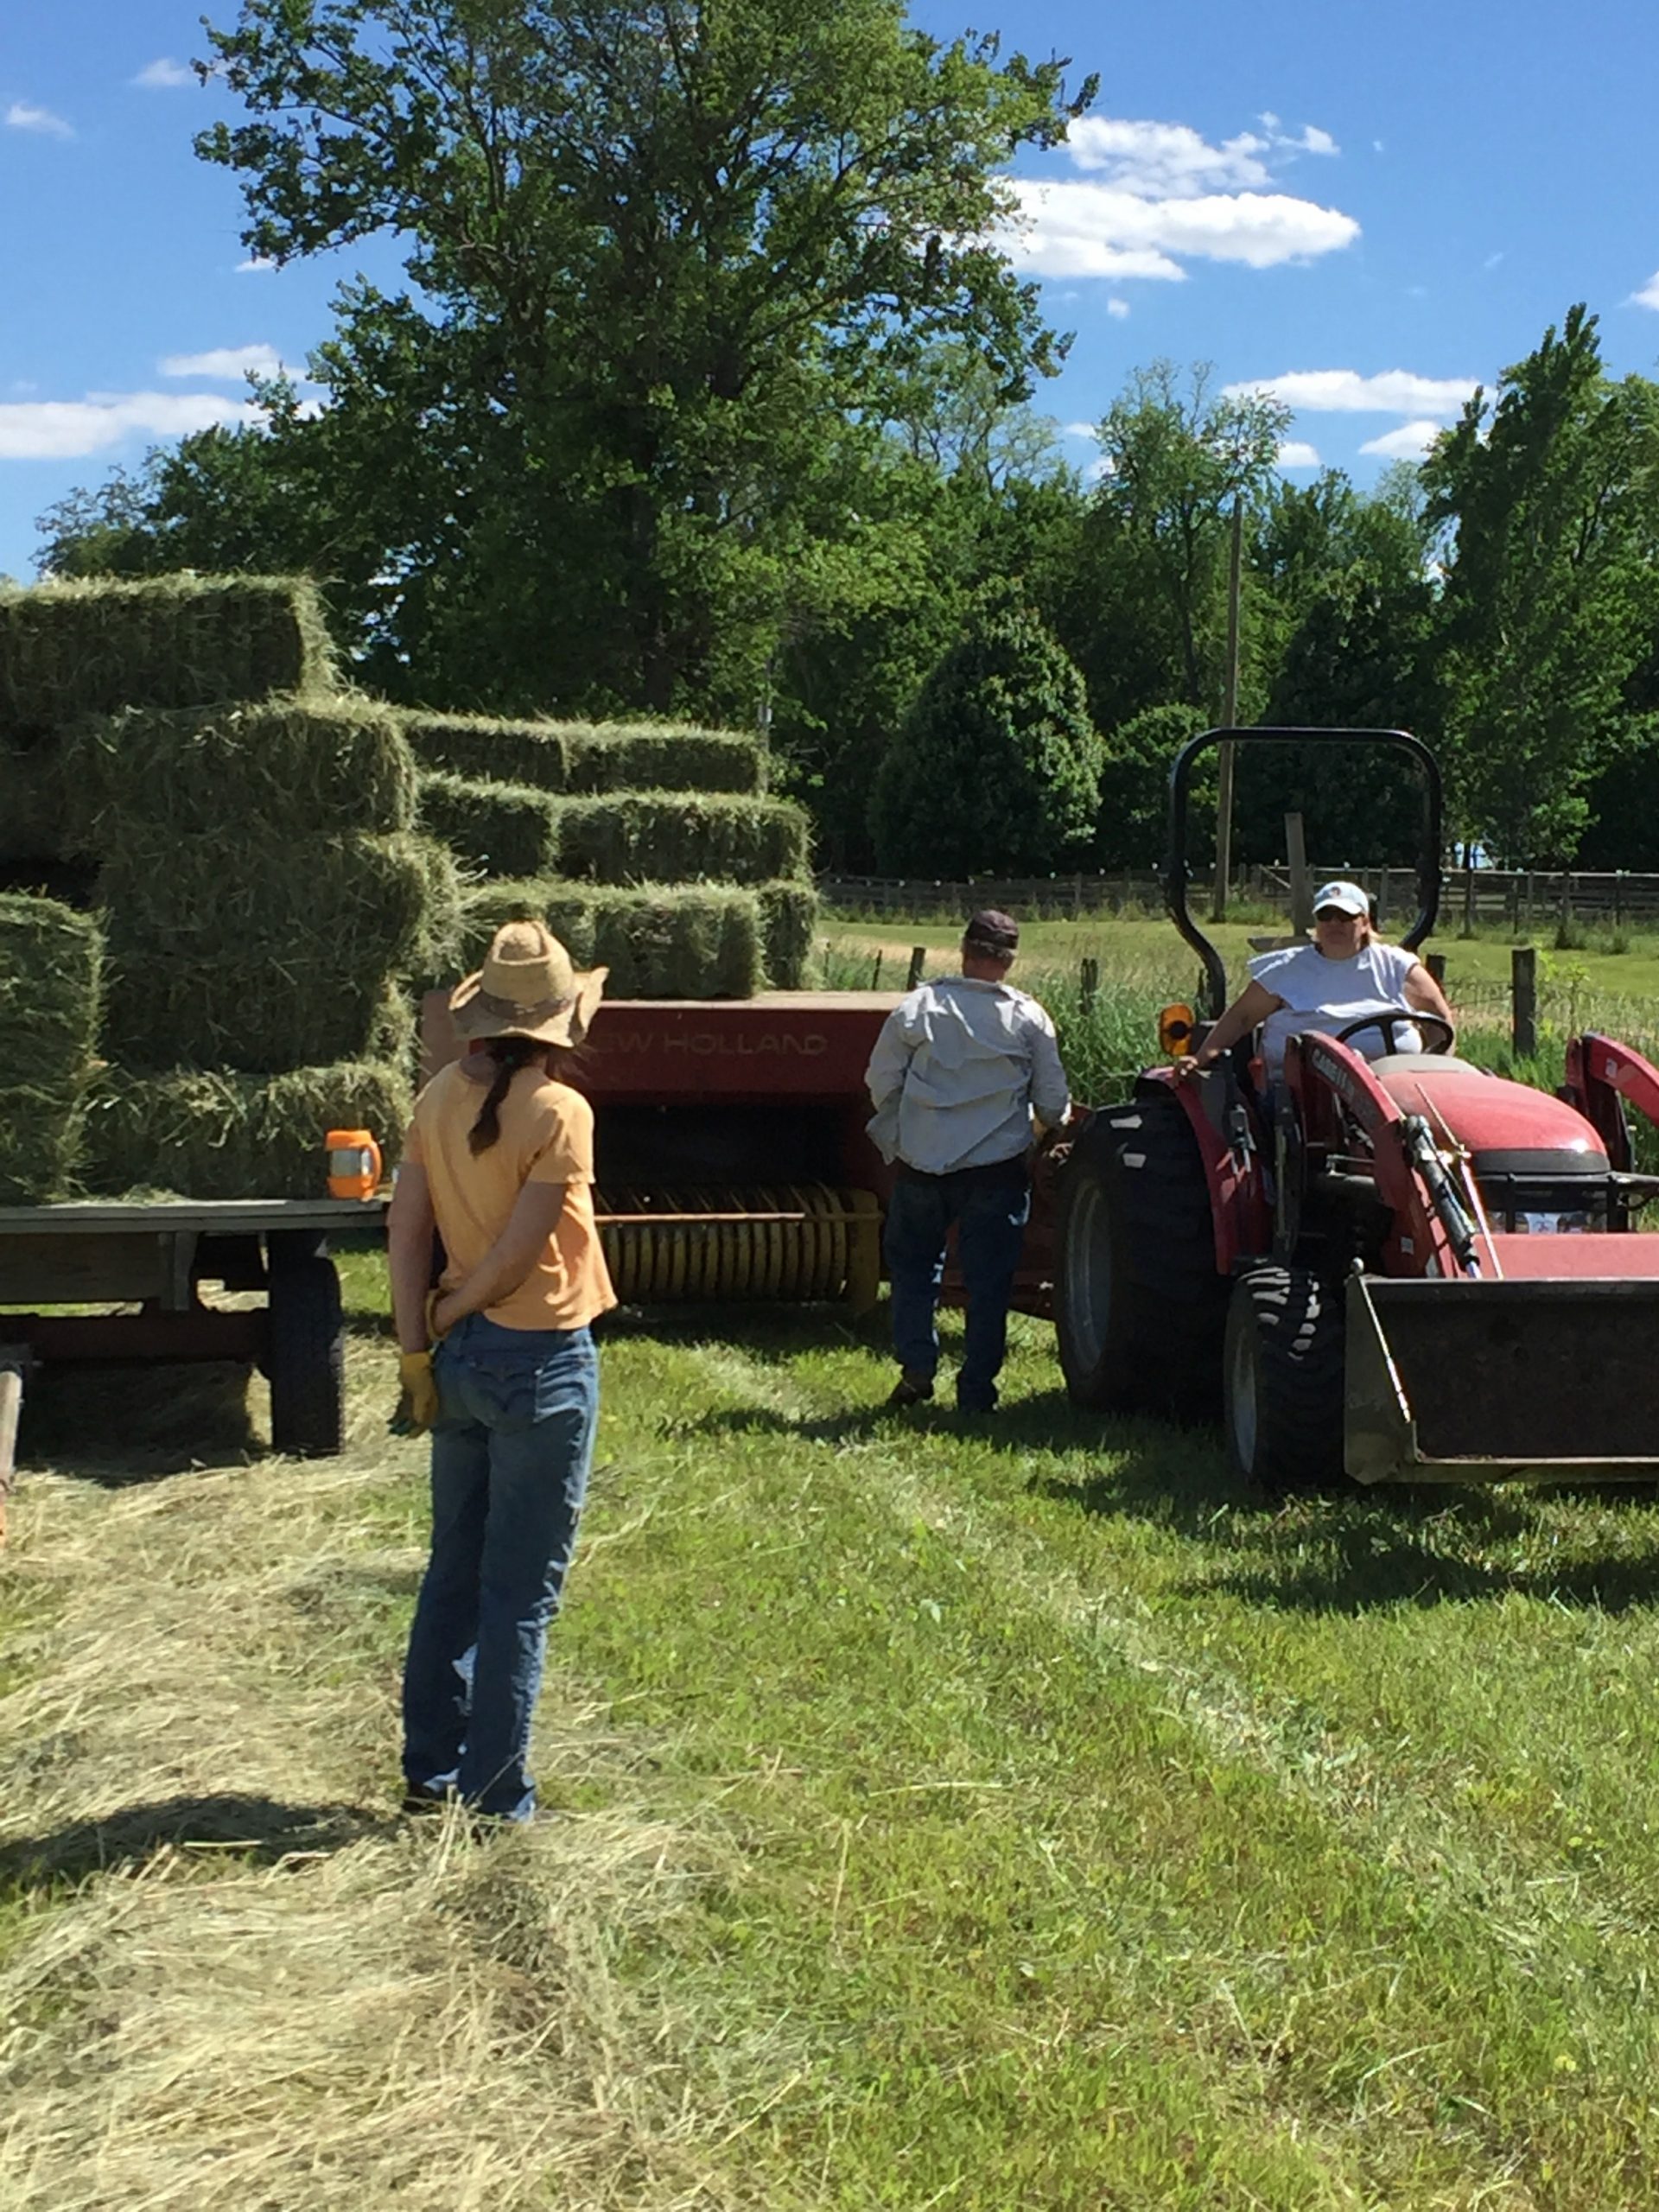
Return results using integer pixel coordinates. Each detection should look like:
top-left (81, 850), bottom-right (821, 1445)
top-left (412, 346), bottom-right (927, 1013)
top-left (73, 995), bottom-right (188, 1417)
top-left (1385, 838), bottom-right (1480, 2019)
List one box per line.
top-left (0, 578), bottom-right (459, 1199)
top-left (0, 893), bottom-right (103, 1203)
top-left (404, 710), bottom-right (818, 994)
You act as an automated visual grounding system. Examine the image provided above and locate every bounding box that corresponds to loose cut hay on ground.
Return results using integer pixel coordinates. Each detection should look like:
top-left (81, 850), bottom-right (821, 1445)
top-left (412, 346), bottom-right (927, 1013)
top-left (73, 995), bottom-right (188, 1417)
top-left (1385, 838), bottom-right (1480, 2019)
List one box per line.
top-left (96, 830), bottom-right (459, 1071)
top-left (417, 771), bottom-right (561, 880)
top-left (66, 696), bottom-right (417, 849)
top-left (0, 575), bottom-right (335, 727)
top-left (461, 881), bottom-right (766, 998)
top-left (399, 711), bottom-right (766, 797)
top-left (0, 894), bottom-right (103, 1202)
top-left (0, 1417), bottom-right (751, 2211)
top-left (80, 1059), bottom-right (413, 1198)
top-left (551, 795), bottom-right (810, 887)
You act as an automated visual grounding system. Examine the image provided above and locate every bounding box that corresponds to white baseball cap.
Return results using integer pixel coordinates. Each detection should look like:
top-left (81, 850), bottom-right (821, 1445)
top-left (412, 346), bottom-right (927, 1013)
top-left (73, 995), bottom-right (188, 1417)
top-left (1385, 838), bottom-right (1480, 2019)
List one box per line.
top-left (1312, 879), bottom-right (1370, 918)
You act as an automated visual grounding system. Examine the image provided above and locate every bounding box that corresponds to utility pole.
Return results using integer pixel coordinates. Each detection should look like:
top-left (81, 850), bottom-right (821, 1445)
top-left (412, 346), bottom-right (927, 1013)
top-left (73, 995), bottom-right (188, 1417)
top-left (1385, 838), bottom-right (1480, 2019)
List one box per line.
top-left (1211, 494), bottom-right (1244, 920)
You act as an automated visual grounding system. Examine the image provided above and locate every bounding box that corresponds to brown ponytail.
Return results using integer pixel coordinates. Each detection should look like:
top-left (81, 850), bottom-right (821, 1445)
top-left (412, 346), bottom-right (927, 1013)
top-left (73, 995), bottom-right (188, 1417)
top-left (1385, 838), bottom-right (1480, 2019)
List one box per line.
top-left (467, 1038), bottom-right (544, 1154)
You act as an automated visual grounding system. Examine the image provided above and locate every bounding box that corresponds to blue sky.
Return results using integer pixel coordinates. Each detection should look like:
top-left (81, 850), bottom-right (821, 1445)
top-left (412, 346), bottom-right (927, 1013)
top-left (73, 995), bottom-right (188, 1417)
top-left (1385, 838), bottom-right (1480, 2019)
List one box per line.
top-left (4, 0), bottom-right (1659, 579)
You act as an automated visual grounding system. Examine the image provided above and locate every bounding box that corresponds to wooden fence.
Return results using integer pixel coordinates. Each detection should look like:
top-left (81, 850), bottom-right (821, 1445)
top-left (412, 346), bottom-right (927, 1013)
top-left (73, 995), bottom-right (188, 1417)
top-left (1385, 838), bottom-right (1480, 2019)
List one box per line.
top-left (821, 868), bottom-right (1659, 928)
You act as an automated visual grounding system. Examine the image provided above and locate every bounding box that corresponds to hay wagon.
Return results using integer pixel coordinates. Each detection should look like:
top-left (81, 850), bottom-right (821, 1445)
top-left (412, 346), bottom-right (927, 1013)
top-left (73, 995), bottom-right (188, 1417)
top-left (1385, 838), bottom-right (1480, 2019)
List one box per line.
top-left (0, 1196), bottom-right (379, 1530)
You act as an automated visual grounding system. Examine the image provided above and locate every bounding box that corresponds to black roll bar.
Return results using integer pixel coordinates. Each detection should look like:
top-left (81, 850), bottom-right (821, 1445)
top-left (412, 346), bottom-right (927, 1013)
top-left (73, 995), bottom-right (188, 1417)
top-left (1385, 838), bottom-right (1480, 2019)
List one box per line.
top-left (1165, 727), bottom-right (1444, 1018)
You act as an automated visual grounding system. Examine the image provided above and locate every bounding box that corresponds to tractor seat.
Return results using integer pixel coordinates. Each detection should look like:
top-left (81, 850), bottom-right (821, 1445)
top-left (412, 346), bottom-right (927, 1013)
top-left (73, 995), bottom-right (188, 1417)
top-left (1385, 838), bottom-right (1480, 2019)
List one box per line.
top-left (1369, 1052), bottom-right (1490, 1076)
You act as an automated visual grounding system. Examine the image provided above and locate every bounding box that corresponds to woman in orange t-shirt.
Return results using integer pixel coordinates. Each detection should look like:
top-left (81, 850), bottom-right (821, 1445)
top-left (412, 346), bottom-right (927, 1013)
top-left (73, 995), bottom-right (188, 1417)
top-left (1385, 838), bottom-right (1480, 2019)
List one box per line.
top-left (387, 920), bottom-right (616, 1825)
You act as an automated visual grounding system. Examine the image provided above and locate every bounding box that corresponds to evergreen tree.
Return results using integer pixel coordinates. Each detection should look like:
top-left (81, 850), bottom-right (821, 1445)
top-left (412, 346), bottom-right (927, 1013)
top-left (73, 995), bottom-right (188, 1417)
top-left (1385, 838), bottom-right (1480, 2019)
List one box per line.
top-left (870, 588), bottom-right (1101, 874)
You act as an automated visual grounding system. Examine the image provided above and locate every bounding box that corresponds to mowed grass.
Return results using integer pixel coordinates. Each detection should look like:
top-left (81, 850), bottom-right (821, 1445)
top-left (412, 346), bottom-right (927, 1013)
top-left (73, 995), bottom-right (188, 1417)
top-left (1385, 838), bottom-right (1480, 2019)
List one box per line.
top-left (7, 1255), bottom-right (1659, 2204)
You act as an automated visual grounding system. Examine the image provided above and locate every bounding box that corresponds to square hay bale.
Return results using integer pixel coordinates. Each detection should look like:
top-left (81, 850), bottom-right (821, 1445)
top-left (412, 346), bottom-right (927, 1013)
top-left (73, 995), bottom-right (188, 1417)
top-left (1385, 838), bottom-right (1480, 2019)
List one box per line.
top-left (458, 880), bottom-right (765, 998)
top-left (397, 710), bottom-right (766, 797)
top-left (399, 712), bottom-right (581, 792)
top-left (568, 723), bottom-right (766, 796)
top-left (416, 772), bottom-right (561, 879)
top-left (0, 734), bottom-right (66, 861)
top-left (551, 794), bottom-right (809, 887)
top-left (98, 830), bottom-right (461, 1071)
top-left (0, 575), bottom-right (336, 728)
top-left (0, 893), bottom-right (104, 1202)
top-left (756, 880), bottom-right (819, 988)
top-left (81, 1059), bottom-right (412, 1200)
top-left (64, 696), bottom-right (416, 850)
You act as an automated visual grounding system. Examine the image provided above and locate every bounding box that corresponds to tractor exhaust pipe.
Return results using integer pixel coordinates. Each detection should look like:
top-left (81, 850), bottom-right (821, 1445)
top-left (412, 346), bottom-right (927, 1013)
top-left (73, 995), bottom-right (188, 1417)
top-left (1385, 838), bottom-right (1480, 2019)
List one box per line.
top-left (1346, 1274), bottom-right (1659, 1484)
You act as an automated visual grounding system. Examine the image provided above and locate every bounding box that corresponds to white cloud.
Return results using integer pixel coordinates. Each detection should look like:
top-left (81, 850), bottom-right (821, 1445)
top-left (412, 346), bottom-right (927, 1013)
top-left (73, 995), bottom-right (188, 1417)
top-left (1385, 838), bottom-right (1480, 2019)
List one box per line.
top-left (1006, 179), bottom-right (1357, 278)
top-left (1062, 422), bottom-right (1098, 440)
top-left (1224, 368), bottom-right (1477, 417)
top-left (160, 343), bottom-right (288, 380)
top-left (1277, 441), bottom-right (1322, 469)
top-left (236, 257), bottom-right (277, 275)
top-left (1063, 112), bottom-right (1340, 200)
top-left (134, 57), bottom-right (194, 89)
top-left (0, 392), bottom-right (257, 462)
top-left (1107, 297), bottom-right (1131, 319)
top-left (1484, 250), bottom-right (1505, 270)
top-left (5, 101), bottom-right (73, 139)
top-left (1630, 270), bottom-right (1659, 310)
top-left (1359, 420), bottom-right (1446, 460)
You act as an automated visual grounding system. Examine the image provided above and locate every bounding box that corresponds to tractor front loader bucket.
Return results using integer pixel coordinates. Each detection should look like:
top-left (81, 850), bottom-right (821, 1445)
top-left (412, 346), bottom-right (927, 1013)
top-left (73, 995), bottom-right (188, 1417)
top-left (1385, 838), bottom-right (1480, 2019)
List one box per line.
top-left (1346, 1274), bottom-right (1659, 1484)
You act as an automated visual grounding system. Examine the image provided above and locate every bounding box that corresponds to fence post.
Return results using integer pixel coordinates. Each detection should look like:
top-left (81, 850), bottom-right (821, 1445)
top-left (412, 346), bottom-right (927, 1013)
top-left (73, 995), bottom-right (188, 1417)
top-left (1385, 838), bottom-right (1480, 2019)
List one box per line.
top-left (1080, 957), bottom-right (1099, 1011)
top-left (1376, 868), bottom-right (1390, 925)
top-left (906, 944), bottom-right (925, 990)
top-left (1462, 863), bottom-right (1477, 938)
top-left (1286, 813), bottom-right (1313, 933)
top-left (870, 951), bottom-right (883, 988)
top-left (1558, 873), bottom-right (1573, 944)
top-left (1512, 945), bottom-right (1537, 1059)
top-left (1426, 952), bottom-right (1447, 988)
top-left (1615, 872), bottom-right (1624, 931)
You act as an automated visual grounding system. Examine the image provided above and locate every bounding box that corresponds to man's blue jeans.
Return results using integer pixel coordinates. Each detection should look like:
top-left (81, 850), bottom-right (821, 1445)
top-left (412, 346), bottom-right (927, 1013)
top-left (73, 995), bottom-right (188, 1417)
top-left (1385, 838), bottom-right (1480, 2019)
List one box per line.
top-left (883, 1160), bottom-right (1031, 1412)
top-left (401, 1313), bottom-right (599, 1821)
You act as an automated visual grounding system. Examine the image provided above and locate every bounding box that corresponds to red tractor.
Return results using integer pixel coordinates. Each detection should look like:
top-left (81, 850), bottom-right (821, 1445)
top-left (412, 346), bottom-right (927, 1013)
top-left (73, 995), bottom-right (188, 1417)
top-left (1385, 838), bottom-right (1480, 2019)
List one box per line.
top-left (1055, 727), bottom-right (1659, 1488)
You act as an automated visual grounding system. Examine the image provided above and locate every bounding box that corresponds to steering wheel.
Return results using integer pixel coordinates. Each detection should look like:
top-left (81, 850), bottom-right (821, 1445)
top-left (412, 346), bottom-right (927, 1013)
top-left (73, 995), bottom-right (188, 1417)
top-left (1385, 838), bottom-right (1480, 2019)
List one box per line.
top-left (1331, 1011), bottom-right (1456, 1057)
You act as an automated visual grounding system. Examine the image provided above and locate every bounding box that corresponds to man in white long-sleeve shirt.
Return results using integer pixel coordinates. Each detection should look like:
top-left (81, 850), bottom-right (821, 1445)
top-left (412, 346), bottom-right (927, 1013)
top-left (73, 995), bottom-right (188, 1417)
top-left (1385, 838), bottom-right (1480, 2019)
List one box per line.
top-left (865, 909), bottom-right (1070, 1413)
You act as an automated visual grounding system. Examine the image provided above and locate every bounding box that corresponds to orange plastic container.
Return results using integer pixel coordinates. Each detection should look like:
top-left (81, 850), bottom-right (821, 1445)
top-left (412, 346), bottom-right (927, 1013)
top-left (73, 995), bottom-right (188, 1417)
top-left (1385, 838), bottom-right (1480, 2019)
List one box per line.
top-left (326, 1128), bottom-right (383, 1201)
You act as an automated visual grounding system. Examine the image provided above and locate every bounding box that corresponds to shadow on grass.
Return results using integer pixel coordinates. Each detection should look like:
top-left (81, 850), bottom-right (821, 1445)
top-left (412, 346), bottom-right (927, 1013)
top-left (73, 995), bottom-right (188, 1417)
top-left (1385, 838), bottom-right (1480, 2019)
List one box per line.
top-left (1175, 1498), bottom-right (1659, 1615)
top-left (16, 1363), bottom-right (263, 1484)
top-left (0, 1792), bottom-right (383, 1887)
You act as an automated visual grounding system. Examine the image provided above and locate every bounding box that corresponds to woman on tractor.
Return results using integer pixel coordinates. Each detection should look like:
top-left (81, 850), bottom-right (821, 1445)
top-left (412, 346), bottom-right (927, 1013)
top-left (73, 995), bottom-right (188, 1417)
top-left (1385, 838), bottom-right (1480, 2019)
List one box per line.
top-left (1178, 878), bottom-right (1455, 1081)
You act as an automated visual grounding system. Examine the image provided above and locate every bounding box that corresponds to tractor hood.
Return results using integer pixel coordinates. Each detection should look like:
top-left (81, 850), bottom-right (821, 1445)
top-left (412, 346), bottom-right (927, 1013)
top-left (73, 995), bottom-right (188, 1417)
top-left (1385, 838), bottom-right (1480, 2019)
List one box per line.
top-left (1375, 1059), bottom-right (1608, 1178)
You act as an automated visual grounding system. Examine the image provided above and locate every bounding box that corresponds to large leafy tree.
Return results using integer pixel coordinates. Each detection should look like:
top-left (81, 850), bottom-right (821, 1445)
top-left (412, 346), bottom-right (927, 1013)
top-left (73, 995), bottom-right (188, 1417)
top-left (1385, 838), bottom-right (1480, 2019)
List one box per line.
top-left (1063, 362), bottom-right (1289, 727)
top-left (173, 0), bottom-right (1092, 715)
top-left (869, 584), bottom-right (1101, 874)
top-left (1422, 305), bottom-right (1659, 864)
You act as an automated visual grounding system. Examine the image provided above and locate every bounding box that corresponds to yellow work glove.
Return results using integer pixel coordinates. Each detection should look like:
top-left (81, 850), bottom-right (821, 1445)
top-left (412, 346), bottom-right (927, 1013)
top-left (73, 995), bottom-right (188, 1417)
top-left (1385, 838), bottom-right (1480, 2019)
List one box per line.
top-left (390, 1348), bottom-right (442, 1437)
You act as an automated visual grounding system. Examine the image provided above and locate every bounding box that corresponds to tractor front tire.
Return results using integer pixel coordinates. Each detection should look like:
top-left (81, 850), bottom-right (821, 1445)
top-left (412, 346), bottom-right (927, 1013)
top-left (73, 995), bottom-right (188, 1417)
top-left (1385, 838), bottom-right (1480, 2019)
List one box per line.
top-left (1224, 1265), bottom-right (1344, 1491)
top-left (267, 1252), bottom-right (345, 1458)
top-left (1056, 1090), bottom-right (1227, 1417)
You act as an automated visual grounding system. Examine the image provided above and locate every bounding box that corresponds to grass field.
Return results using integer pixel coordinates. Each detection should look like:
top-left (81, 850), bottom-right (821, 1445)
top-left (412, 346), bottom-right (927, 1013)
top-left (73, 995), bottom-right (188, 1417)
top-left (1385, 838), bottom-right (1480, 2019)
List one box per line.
top-left (9, 913), bottom-right (1659, 2203)
top-left (8, 1248), bottom-right (1659, 2206)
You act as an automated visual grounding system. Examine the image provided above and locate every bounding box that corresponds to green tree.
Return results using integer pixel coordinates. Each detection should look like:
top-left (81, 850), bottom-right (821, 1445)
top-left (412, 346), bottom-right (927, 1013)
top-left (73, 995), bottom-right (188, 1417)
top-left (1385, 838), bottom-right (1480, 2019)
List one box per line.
top-left (1094, 702), bottom-right (1209, 871)
top-left (1422, 305), bottom-right (1659, 863)
top-left (870, 586), bottom-right (1101, 874)
top-left (1081, 362), bottom-right (1290, 715)
top-left (177, 0), bottom-right (1092, 715)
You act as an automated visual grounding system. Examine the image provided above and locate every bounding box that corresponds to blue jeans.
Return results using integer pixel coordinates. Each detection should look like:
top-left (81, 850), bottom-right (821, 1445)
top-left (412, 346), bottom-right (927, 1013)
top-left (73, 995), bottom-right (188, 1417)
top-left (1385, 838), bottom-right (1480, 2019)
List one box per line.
top-left (400, 1313), bottom-right (599, 1821)
top-left (883, 1161), bottom-right (1031, 1412)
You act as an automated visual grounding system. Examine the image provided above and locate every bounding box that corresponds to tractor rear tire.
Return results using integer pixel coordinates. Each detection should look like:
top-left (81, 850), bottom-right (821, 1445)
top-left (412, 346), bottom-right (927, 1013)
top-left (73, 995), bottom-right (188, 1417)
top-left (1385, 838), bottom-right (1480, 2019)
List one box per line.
top-left (1056, 1090), bottom-right (1227, 1417)
top-left (1224, 1265), bottom-right (1344, 1491)
top-left (267, 1253), bottom-right (345, 1459)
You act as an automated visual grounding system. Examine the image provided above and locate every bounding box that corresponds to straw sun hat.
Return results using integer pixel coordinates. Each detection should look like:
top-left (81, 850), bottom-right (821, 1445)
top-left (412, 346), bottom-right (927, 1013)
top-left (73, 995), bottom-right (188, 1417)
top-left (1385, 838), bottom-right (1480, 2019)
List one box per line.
top-left (448, 919), bottom-right (607, 1048)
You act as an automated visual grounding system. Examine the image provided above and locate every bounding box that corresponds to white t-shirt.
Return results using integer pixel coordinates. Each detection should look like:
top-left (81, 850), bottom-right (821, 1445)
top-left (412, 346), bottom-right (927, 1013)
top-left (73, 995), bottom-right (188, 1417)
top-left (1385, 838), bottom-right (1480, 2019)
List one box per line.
top-left (1249, 939), bottom-right (1421, 1075)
